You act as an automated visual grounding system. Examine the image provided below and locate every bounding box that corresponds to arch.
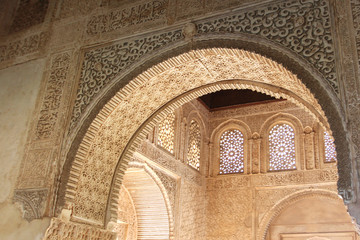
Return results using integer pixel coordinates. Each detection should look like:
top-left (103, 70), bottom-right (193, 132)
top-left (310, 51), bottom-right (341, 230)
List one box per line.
top-left (209, 119), bottom-right (252, 176)
top-left (123, 160), bottom-right (174, 239)
top-left (184, 110), bottom-right (207, 173)
top-left (257, 189), bottom-right (351, 240)
top-left (56, 47), bottom-right (349, 228)
top-left (259, 113), bottom-right (304, 172)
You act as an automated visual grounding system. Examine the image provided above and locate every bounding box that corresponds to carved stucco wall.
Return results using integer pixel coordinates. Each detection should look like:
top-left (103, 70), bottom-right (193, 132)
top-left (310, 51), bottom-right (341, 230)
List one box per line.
top-left (56, 0), bottom-right (358, 227)
top-left (0, 0), bottom-right (359, 238)
top-left (62, 48), bottom-right (336, 226)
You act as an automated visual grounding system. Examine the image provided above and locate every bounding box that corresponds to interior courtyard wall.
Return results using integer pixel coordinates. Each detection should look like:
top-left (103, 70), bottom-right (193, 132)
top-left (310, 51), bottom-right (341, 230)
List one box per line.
top-left (205, 100), bottom-right (341, 239)
top-left (1, 0), bottom-right (360, 238)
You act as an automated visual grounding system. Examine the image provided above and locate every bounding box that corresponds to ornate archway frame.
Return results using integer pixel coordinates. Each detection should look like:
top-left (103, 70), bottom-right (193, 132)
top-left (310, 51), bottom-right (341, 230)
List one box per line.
top-left (256, 189), bottom-right (350, 240)
top-left (57, 46), bottom-right (350, 228)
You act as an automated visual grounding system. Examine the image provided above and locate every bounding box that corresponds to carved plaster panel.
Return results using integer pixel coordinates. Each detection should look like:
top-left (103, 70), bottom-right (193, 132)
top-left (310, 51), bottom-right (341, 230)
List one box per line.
top-left (70, 0), bottom-right (337, 132)
top-left (70, 28), bottom-right (183, 129)
top-left (16, 149), bottom-right (53, 189)
top-left (197, 0), bottom-right (337, 93)
top-left (336, 0), bottom-right (360, 204)
top-left (35, 52), bottom-right (71, 140)
top-left (0, 32), bottom-right (48, 66)
top-left (43, 218), bottom-right (116, 240)
top-left (87, 0), bottom-right (169, 35)
top-left (13, 189), bottom-right (48, 222)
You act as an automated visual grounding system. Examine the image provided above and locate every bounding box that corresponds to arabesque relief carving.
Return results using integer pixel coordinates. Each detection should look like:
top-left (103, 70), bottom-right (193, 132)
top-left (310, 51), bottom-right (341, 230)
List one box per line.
top-left (87, 0), bottom-right (168, 35)
top-left (70, 29), bottom-right (183, 129)
top-left (13, 189), bottom-right (48, 222)
top-left (0, 32), bottom-right (48, 64)
top-left (17, 149), bottom-right (52, 189)
top-left (35, 52), bottom-right (71, 139)
top-left (197, 0), bottom-right (337, 93)
top-left (43, 218), bottom-right (116, 240)
top-left (69, 0), bottom-right (337, 132)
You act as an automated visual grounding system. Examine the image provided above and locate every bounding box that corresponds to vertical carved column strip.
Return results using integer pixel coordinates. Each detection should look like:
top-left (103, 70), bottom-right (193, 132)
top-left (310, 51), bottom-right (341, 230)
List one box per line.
top-left (14, 51), bottom-right (74, 221)
top-left (251, 133), bottom-right (261, 174)
top-left (333, 0), bottom-right (360, 221)
top-left (304, 127), bottom-right (315, 170)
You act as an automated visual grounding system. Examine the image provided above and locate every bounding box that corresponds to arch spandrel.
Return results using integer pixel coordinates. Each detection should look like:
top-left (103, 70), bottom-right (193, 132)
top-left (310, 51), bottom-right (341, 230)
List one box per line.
top-left (63, 48), bottom-right (338, 225)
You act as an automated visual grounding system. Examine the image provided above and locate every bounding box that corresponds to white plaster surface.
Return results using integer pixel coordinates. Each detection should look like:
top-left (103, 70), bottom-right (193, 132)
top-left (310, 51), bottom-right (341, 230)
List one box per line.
top-left (0, 59), bottom-right (50, 240)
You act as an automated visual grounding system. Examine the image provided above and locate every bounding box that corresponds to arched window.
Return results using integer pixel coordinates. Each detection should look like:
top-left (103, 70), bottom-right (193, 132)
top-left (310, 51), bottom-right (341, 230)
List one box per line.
top-left (324, 131), bottom-right (337, 162)
top-left (268, 123), bottom-right (296, 171)
top-left (157, 112), bottom-right (175, 154)
top-left (187, 120), bottom-right (201, 170)
top-left (219, 129), bottom-right (244, 174)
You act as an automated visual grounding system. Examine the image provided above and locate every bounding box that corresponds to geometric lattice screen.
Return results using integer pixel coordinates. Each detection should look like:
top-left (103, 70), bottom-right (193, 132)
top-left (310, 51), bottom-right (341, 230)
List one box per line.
top-left (324, 131), bottom-right (337, 162)
top-left (219, 129), bottom-right (244, 174)
top-left (157, 112), bottom-right (175, 154)
top-left (268, 123), bottom-right (296, 171)
top-left (187, 120), bottom-right (201, 170)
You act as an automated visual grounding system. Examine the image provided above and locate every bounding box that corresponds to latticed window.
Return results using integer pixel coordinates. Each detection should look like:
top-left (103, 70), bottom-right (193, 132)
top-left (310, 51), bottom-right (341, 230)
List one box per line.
top-left (324, 131), bottom-right (337, 162)
top-left (219, 129), bottom-right (244, 174)
top-left (187, 120), bottom-right (201, 170)
top-left (269, 123), bottom-right (296, 171)
top-left (157, 112), bottom-right (175, 154)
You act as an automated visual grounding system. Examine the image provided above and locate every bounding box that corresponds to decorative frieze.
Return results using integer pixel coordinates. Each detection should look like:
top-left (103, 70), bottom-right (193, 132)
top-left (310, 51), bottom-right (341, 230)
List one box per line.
top-left (13, 189), bottom-right (48, 222)
top-left (87, 0), bottom-right (169, 35)
top-left (70, 0), bottom-right (337, 132)
top-left (0, 32), bottom-right (48, 64)
top-left (35, 52), bottom-right (71, 140)
top-left (197, 0), bottom-right (337, 94)
top-left (43, 218), bottom-right (116, 240)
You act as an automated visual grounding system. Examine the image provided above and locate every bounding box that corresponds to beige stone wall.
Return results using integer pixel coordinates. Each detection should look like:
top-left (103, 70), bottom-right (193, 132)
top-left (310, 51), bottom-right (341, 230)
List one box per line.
top-left (0, 59), bottom-right (51, 239)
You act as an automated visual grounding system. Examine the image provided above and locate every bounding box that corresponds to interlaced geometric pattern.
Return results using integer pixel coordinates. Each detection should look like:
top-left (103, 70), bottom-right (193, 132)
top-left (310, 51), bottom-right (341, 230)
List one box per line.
top-left (324, 131), bottom-right (337, 162)
top-left (219, 129), bottom-right (244, 174)
top-left (157, 112), bottom-right (175, 154)
top-left (187, 120), bottom-right (201, 170)
top-left (269, 124), bottom-right (296, 171)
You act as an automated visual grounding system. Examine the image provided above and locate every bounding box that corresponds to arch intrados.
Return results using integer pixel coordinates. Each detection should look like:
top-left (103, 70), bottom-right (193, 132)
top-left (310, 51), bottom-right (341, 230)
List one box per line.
top-left (58, 47), bottom-right (348, 227)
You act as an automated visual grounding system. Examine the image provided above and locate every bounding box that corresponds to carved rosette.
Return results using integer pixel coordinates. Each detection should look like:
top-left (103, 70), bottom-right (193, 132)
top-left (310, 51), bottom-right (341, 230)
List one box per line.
top-left (13, 189), bottom-right (48, 222)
